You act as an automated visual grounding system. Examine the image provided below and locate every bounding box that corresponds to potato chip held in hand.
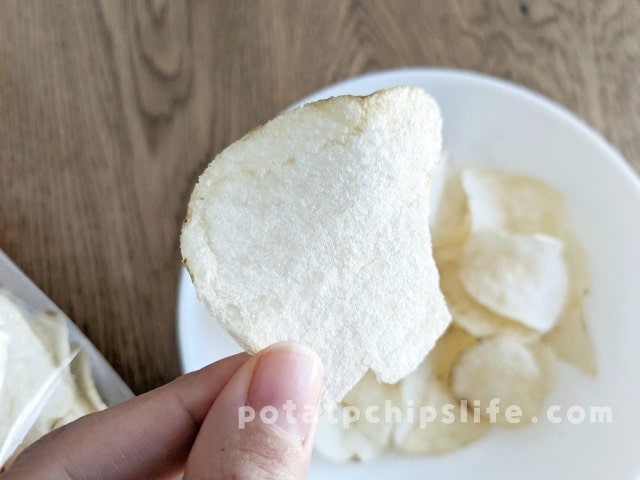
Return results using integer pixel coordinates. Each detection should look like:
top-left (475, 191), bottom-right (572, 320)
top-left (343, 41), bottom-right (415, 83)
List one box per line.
top-left (181, 88), bottom-right (451, 409)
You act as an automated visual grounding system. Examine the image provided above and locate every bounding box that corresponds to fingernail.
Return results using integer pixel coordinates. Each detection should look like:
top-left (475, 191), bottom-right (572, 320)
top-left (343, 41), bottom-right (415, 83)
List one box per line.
top-left (247, 342), bottom-right (323, 439)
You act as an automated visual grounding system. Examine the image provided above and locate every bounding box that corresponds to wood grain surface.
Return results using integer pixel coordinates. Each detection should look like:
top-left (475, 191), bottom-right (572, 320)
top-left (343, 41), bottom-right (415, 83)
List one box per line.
top-left (1, 0), bottom-right (639, 393)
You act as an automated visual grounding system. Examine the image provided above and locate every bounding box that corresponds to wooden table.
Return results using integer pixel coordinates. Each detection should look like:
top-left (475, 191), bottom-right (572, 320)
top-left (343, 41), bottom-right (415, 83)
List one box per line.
top-left (1, 1), bottom-right (639, 394)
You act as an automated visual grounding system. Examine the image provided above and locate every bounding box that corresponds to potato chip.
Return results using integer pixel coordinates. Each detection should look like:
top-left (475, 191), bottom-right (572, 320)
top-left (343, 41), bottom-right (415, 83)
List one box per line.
top-left (459, 231), bottom-right (568, 333)
top-left (543, 304), bottom-right (596, 376)
top-left (69, 347), bottom-right (107, 411)
top-left (435, 252), bottom-right (538, 339)
top-left (394, 326), bottom-right (489, 454)
top-left (461, 168), bottom-right (564, 236)
top-left (0, 291), bottom-right (103, 466)
top-left (395, 381), bottom-right (490, 454)
top-left (29, 311), bottom-right (69, 363)
top-left (431, 165), bottom-right (470, 249)
top-left (562, 233), bottom-right (590, 304)
top-left (450, 337), bottom-right (555, 425)
top-left (541, 232), bottom-right (595, 374)
top-left (30, 311), bottom-right (106, 411)
top-left (316, 371), bottom-right (400, 462)
top-left (418, 325), bottom-right (478, 381)
top-left (0, 293), bottom-right (75, 463)
top-left (534, 341), bottom-right (557, 393)
top-left (181, 88), bottom-right (451, 409)
top-left (314, 406), bottom-right (382, 463)
top-left (342, 371), bottom-right (400, 446)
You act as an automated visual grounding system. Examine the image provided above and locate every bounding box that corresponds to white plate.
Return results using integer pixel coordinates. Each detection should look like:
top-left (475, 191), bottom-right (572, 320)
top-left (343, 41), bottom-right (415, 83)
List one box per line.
top-left (0, 249), bottom-right (133, 407)
top-left (177, 68), bottom-right (640, 479)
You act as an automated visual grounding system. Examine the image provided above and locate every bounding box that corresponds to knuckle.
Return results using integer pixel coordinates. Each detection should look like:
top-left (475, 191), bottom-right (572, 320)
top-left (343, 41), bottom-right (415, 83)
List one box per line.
top-left (186, 422), bottom-right (307, 480)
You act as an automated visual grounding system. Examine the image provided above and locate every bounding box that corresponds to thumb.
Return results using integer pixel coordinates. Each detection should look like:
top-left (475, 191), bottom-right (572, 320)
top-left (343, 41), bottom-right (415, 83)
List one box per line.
top-left (184, 342), bottom-right (324, 480)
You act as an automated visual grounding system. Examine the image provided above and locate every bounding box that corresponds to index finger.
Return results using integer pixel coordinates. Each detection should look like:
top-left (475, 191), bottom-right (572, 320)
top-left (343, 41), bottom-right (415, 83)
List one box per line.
top-left (3, 353), bottom-right (249, 480)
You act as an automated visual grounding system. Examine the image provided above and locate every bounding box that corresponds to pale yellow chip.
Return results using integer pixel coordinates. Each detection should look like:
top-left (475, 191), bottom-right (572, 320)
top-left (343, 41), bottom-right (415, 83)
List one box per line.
top-left (461, 168), bottom-right (565, 236)
top-left (459, 231), bottom-right (569, 333)
top-left (30, 311), bottom-right (106, 411)
top-left (394, 326), bottom-right (489, 454)
top-left (543, 304), bottom-right (596, 376)
top-left (315, 373), bottom-right (400, 462)
top-left (562, 233), bottom-right (590, 304)
top-left (314, 406), bottom-right (382, 463)
top-left (542, 234), bottom-right (595, 375)
top-left (0, 292), bottom-right (78, 464)
top-left (535, 341), bottom-right (557, 393)
top-left (0, 291), bottom-right (105, 467)
top-left (435, 251), bottom-right (538, 339)
top-left (431, 165), bottom-right (470, 249)
top-left (395, 381), bottom-right (490, 454)
top-left (69, 346), bottom-right (107, 411)
top-left (414, 325), bottom-right (477, 386)
top-left (181, 87), bottom-right (451, 410)
top-left (342, 371), bottom-right (400, 447)
top-left (29, 311), bottom-right (70, 362)
top-left (450, 337), bottom-right (555, 426)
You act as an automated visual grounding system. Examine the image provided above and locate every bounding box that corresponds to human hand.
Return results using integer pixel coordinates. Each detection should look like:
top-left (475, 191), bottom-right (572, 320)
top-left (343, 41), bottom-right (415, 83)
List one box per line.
top-left (2, 342), bottom-right (324, 480)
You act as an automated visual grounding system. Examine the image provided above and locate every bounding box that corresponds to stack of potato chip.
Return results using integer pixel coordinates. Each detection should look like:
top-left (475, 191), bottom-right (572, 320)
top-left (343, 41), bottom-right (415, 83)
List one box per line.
top-left (0, 290), bottom-right (105, 469)
top-left (315, 163), bottom-right (596, 462)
